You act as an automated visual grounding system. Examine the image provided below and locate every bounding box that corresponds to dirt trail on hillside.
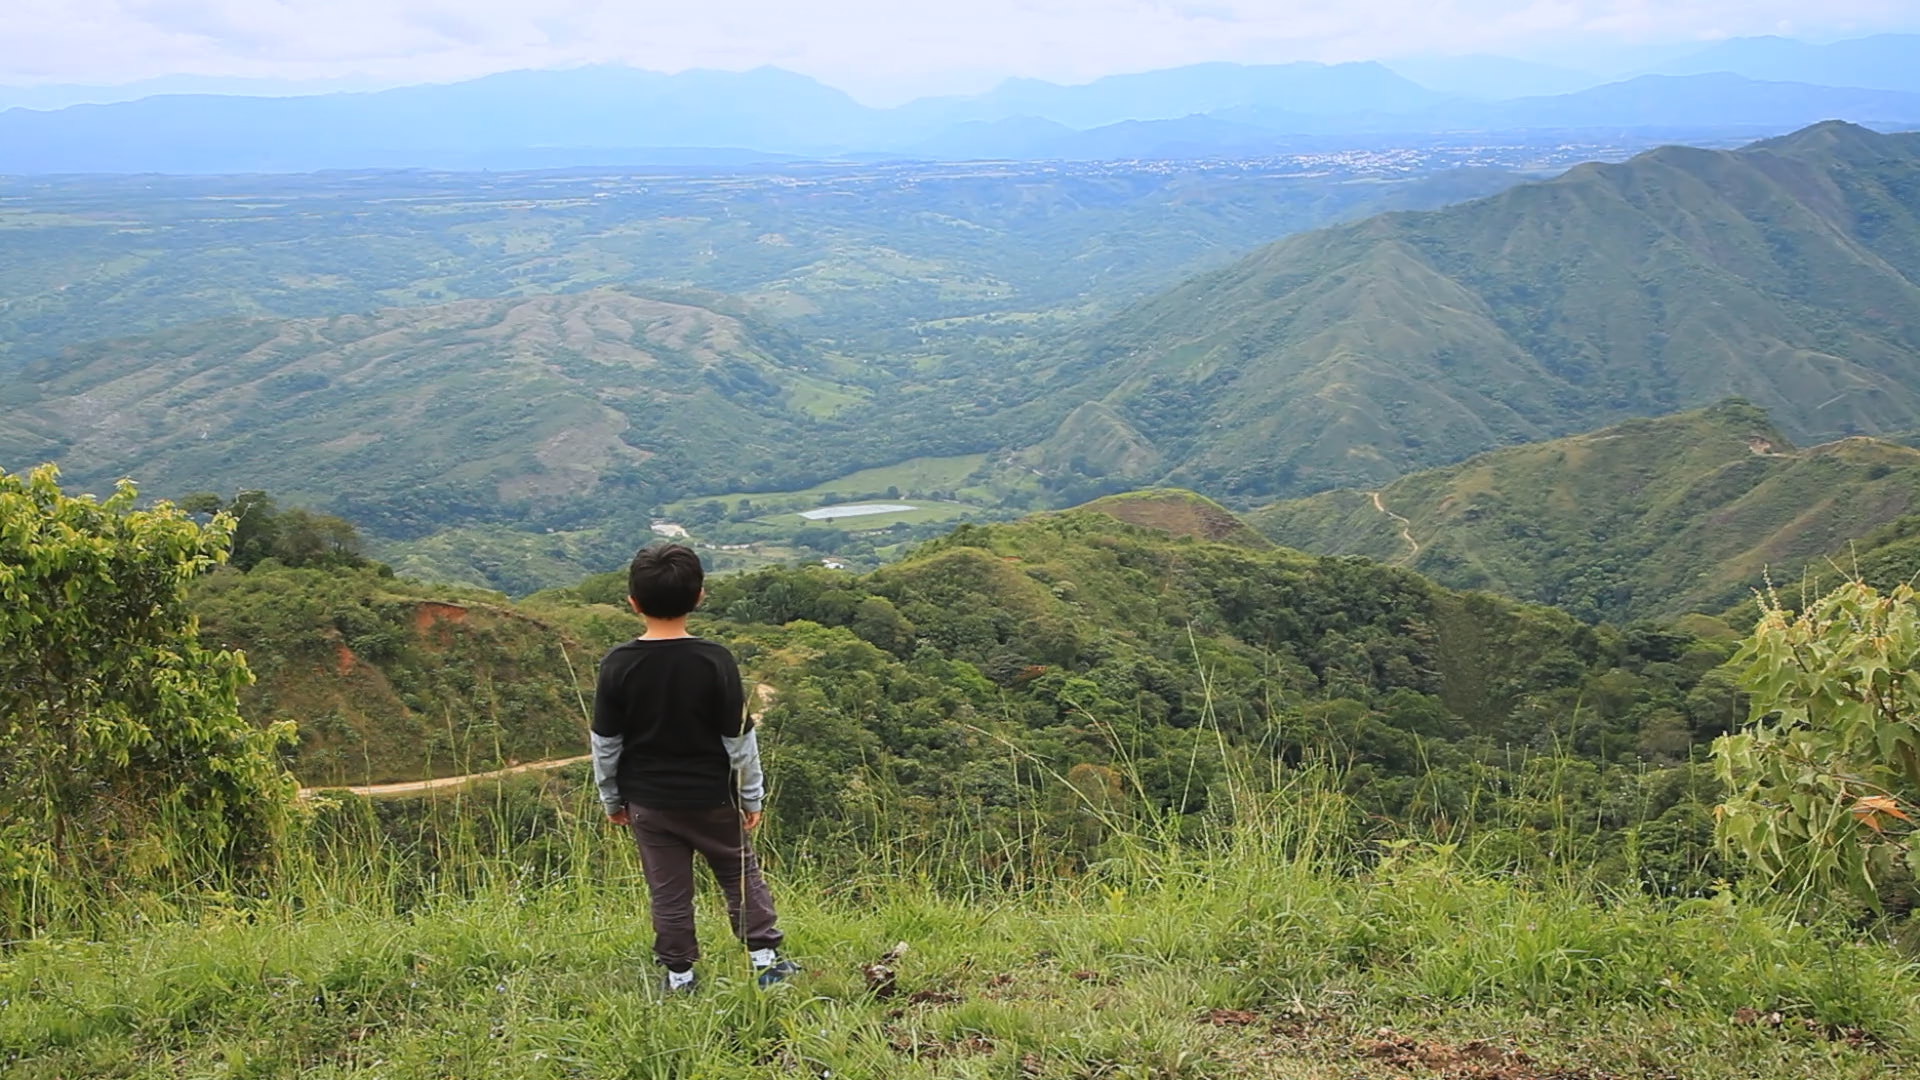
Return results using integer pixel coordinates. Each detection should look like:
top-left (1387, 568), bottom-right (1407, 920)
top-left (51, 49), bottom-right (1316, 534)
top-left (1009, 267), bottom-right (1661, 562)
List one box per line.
top-left (1366, 492), bottom-right (1421, 563)
top-left (301, 755), bottom-right (591, 798)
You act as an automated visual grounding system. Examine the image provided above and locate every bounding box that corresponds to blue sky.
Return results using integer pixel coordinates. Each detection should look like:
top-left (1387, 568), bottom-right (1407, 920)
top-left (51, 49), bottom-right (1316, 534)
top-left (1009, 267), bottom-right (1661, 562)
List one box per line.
top-left (7, 1), bottom-right (1919, 103)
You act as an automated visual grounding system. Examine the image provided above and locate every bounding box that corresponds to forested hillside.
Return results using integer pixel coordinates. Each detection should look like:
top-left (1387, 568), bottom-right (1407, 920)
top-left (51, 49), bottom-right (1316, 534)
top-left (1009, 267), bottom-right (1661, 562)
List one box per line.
top-left (210, 504), bottom-right (1740, 891)
top-left (192, 565), bottom-right (598, 786)
top-left (0, 158), bottom-right (1529, 592)
top-left (1021, 122), bottom-right (1920, 498)
top-left (1249, 400), bottom-right (1920, 620)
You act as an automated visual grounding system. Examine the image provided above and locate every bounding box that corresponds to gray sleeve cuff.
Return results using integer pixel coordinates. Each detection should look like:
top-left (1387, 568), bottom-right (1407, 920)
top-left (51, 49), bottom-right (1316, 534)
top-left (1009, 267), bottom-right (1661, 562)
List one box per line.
top-left (590, 730), bottom-right (624, 814)
top-left (722, 729), bottom-right (764, 812)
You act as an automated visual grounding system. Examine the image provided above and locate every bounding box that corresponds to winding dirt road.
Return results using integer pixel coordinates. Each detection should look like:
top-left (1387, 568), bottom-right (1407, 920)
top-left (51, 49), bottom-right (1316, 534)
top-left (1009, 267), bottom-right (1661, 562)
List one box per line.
top-left (1366, 491), bottom-right (1421, 563)
top-left (300, 755), bottom-right (592, 798)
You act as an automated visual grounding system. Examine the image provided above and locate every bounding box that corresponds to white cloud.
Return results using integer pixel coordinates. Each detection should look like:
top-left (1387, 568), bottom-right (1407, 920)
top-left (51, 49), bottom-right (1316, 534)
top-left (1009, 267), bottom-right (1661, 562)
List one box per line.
top-left (2, 1), bottom-right (1916, 99)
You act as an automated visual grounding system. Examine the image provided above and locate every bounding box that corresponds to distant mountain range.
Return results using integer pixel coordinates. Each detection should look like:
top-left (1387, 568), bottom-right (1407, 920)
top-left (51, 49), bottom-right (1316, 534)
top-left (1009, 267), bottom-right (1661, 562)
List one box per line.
top-left (1646, 34), bottom-right (1920, 95)
top-left (1014, 122), bottom-right (1920, 498)
top-left (1386, 34), bottom-right (1920, 101)
top-left (4, 35), bottom-right (1920, 172)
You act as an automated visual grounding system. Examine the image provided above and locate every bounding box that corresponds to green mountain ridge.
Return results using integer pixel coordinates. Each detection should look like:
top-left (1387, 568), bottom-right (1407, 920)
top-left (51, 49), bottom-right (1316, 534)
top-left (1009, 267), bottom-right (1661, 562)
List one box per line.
top-left (1019, 122), bottom-right (1920, 498)
top-left (1247, 400), bottom-right (1920, 620)
top-left (11, 123), bottom-right (1920, 599)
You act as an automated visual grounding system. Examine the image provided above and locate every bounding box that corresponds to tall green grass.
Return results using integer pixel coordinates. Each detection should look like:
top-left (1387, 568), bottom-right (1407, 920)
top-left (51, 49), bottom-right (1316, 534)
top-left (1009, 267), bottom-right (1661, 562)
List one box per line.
top-left (5, 752), bottom-right (1918, 1078)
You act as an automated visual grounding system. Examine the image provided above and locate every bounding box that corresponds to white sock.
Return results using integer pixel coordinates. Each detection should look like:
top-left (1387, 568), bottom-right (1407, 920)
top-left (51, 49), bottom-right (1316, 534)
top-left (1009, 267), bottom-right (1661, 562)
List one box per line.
top-left (749, 948), bottom-right (778, 969)
top-left (667, 968), bottom-right (696, 989)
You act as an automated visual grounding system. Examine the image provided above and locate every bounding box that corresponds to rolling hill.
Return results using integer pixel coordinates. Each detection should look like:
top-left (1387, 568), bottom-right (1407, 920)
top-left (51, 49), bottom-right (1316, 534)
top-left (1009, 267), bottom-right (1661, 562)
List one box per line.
top-left (1074, 488), bottom-right (1274, 548)
top-left (0, 289), bottom-right (863, 542)
top-left (0, 158), bottom-right (1534, 593)
top-left (1018, 122), bottom-right (1920, 500)
top-left (1246, 401), bottom-right (1920, 621)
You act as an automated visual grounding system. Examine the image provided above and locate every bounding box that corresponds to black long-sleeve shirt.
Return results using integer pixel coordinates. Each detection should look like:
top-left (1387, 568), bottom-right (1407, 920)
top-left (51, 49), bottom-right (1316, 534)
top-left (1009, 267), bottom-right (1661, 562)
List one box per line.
top-left (589, 637), bottom-right (759, 811)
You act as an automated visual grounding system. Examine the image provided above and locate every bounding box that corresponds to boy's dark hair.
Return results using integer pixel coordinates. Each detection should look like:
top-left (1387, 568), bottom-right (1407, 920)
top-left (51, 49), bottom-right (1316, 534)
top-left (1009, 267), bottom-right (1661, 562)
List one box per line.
top-left (628, 544), bottom-right (705, 618)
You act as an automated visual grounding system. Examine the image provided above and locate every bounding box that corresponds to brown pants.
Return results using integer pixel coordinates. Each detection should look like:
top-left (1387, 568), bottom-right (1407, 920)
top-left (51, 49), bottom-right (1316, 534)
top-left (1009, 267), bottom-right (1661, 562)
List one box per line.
top-left (626, 802), bottom-right (783, 970)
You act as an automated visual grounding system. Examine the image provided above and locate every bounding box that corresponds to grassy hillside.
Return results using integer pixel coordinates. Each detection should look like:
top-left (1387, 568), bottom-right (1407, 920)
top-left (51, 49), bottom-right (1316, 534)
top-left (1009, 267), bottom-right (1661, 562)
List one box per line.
top-left (1076, 488), bottom-right (1274, 547)
top-left (22, 495), bottom-right (1918, 1079)
top-left (1248, 401), bottom-right (1920, 621)
top-left (1020, 122), bottom-right (1920, 499)
top-left (1791, 510), bottom-right (1920, 601)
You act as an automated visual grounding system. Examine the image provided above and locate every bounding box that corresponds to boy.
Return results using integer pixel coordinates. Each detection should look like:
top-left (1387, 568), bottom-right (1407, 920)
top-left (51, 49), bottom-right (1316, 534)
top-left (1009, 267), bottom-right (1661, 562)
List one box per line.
top-left (591, 543), bottom-right (796, 993)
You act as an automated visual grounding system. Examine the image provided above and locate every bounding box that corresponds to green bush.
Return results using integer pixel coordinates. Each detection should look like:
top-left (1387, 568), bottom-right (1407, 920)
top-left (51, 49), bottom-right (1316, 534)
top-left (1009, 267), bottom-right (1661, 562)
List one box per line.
top-left (0, 466), bottom-right (297, 932)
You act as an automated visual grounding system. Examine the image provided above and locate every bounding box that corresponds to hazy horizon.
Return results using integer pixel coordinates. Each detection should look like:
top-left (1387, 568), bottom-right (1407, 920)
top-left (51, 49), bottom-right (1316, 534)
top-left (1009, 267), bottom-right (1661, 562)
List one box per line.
top-left (6, 2), bottom-right (1919, 108)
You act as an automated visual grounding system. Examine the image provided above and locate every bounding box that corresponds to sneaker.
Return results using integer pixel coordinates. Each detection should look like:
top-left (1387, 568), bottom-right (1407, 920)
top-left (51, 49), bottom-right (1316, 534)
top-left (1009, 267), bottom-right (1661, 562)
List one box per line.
top-left (755, 958), bottom-right (800, 989)
top-left (661, 969), bottom-right (698, 995)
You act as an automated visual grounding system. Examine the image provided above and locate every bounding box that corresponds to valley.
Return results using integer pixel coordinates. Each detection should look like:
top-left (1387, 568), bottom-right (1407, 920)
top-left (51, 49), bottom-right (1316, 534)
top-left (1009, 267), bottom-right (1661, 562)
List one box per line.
top-left (10, 122), bottom-right (1920, 603)
top-left (0, 152), bottom-right (1536, 364)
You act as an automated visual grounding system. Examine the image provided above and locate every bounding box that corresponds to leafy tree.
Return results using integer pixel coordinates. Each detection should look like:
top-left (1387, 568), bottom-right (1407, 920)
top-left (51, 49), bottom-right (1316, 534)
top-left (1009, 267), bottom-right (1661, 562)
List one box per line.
top-left (222, 490), bottom-right (295, 570)
top-left (0, 467), bottom-right (296, 929)
top-left (1714, 581), bottom-right (1920, 908)
top-left (791, 526), bottom-right (844, 552)
top-left (187, 490), bottom-right (368, 571)
top-left (272, 507), bottom-right (366, 568)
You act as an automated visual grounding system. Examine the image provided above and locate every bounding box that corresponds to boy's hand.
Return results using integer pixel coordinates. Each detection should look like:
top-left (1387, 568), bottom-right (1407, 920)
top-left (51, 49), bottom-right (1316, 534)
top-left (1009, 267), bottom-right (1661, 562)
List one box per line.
top-left (742, 810), bottom-right (762, 830)
top-left (607, 807), bottom-right (630, 826)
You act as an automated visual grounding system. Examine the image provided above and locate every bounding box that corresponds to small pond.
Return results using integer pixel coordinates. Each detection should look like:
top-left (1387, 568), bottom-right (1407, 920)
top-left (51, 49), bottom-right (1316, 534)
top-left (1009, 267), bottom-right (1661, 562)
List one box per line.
top-left (798, 503), bottom-right (916, 520)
